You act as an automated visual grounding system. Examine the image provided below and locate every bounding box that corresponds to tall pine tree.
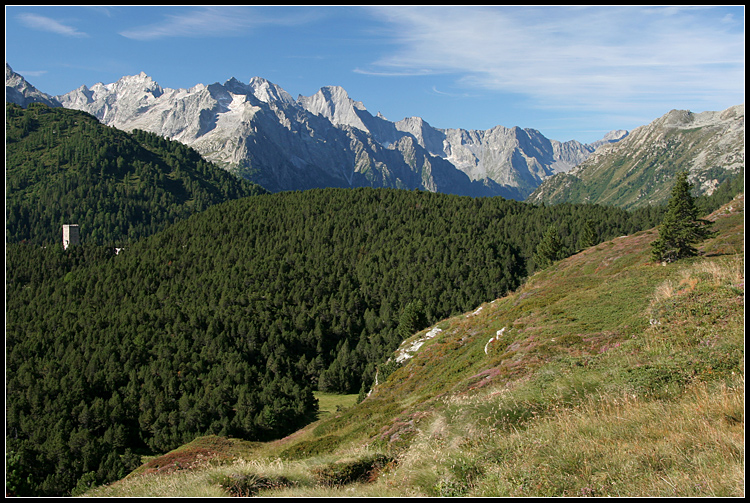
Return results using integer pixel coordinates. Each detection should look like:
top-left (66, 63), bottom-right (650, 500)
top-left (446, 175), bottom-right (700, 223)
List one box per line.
top-left (534, 224), bottom-right (565, 270)
top-left (651, 171), bottom-right (715, 263)
top-left (577, 219), bottom-right (598, 250)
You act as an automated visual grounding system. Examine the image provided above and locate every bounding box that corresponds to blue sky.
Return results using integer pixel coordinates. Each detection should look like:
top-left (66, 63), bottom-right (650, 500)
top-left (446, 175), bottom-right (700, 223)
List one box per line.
top-left (5, 5), bottom-right (745, 143)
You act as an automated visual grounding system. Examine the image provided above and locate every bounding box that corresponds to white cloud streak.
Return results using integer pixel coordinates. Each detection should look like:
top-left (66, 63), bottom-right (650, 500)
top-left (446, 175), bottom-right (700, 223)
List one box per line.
top-left (15, 69), bottom-right (48, 78)
top-left (17, 13), bottom-right (88, 38)
top-left (119, 6), bottom-right (319, 41)
top-left (363, 6), bottom-right (744, 112)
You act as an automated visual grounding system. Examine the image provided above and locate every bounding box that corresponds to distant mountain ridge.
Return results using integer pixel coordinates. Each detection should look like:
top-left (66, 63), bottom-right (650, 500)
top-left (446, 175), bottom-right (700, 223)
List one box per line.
top-left (5, 64), bottom-right (62, 108)
top-left (6, 63), bottom-right (625, 199)
top-left (528, 104), bottom-right (744, 209)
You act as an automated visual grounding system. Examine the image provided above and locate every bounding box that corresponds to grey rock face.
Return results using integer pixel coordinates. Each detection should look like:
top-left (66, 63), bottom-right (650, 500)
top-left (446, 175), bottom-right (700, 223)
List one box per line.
top-left (5, 63), bottom-right (62, 108)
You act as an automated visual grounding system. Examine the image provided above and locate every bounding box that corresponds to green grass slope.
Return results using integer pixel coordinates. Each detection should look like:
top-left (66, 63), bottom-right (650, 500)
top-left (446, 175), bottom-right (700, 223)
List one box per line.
top-left (6, 187), bottom-right (670, 496)
top-left (84, 195), bottom-right (744, 497)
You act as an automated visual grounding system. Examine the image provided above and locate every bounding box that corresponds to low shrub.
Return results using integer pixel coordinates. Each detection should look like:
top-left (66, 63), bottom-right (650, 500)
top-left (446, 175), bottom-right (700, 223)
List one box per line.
top-left (216, 473), bottom-right (294, 496)
top-left (311, 454), bottom-right (394, 486)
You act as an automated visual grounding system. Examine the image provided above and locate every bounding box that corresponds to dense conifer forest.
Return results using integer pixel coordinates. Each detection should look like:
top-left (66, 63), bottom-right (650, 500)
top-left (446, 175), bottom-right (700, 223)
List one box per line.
top-left (5, 103), bottom-right (741, 496)
top-left (5, 102), bottom-right (266, 245)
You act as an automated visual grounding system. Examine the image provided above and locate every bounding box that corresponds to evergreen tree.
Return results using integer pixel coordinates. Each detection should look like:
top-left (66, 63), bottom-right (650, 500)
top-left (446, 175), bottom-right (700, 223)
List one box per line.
top-left (651, 171), bottom-right (715, 263)
top-left (577, 219), bottom-right (598, 250)
top-left (396, 300), bottom-right (427, 340)
top-left (534, 224), bottom-right (565, 269)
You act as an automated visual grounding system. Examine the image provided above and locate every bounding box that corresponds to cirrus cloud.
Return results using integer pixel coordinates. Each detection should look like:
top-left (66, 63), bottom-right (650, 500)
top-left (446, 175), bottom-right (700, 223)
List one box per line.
top-left (17, 13), bottom-right (88, 38)
top-left (119, 6), bottom-right (321, 41)
top-left (362, 6), bottom-right (744, 113)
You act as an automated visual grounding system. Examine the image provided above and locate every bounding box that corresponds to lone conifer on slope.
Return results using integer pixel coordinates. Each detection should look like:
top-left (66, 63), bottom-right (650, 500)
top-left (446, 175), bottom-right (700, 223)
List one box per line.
top-left (651, 171), bottom-right (715, 263)
top-left (577, 219), bottom-right (598, 250)
top-left (534, 224), bottom-right (566, 270)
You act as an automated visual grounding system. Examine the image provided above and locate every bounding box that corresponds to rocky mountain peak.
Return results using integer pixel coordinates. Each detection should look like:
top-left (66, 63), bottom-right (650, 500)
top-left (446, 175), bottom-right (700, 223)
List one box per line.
top-left (602, 130), bottom-right (629, 142)
top-left (5, 63), bottom-right (18, 82)
top-left (248, 76), bottom-right (295, 104)
top-left (662, 109), bottom-right (695, 127)
top-left (223, 77), bottom-right (251, 95)
top-left (5, 63), bottom-right (61, 108)
top-left (81, 72), bottom-right (164, 102)
top-left (720, 104), bottom-right (744, 120)
top-left (297, 85), bottom-right (369, 131)
top-left (529, 104), bottom-right (744, 209)
top-left (586, 130), bottom-right (629, 151)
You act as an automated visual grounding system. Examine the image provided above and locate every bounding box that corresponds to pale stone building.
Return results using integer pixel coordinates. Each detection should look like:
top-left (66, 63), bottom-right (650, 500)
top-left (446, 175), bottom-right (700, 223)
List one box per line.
top-left (63, 224), bottom-right (80, 250)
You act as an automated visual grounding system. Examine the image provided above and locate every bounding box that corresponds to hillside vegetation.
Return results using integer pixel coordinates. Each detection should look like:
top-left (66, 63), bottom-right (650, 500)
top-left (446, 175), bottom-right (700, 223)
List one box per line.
top-left (6, 102), bottom-right (266, 245)
top-left (7, 186), bottom-right (669, 496)
top-left (5, 102), bottom-right (743, 497)
top-left (83, 194), bottom-right (743, 497)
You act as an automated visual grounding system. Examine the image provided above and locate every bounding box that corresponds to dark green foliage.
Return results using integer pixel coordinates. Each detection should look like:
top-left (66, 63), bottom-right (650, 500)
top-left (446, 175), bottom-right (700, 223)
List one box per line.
top-left (280, 435), bottom-right (343, 460)
top-left (533, 224), bottom-right (566, 270)
top-left (435, 455), bottom-right (484, 496)
top-left (5, 103), bottom-right (266, 246)
top-left (577, 219), bottom-right (598, 250)
top-left (651, 172), bottom-right (715, 263)
top-left (377, 360), bottom-right (403, 385)
top-left (217, 473), bottom-right (294, 496)
top-left (695, 168), bottom-right (744, 216)
top-left (619, 346), bottom-right (743, 399)
top-left (396, 300), bottom-right (428, 340)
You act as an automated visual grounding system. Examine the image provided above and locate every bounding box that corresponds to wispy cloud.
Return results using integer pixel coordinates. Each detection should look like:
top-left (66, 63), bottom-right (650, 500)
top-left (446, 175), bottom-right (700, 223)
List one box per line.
top-left (17, 13), bottom-right (88, 37)
top-left (363, 6), bottom-right (744, 112)
top-left (430, 86), bottom-right (477, 99)
top-left (15, 69), bottom-right (48, 78)
top-left (353, 67), bottom-right (437, 77)
top-left (119, 6), bottom-right (320, 41)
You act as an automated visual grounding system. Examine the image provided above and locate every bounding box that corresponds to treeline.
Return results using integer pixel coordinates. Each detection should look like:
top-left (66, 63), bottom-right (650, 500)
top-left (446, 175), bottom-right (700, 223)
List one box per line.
top-left (7, 186), bottom-right (666, 496)
top-left (5, 102), bottom-right (266, 245)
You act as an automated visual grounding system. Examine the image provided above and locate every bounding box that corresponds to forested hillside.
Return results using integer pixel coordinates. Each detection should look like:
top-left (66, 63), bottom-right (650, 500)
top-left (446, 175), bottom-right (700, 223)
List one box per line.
top-left (5, 102), bottom-right (266, 245)
top-left (77, 194), bottom-right (745, 498)
top-left (7, 185), bottom-right (667, 496)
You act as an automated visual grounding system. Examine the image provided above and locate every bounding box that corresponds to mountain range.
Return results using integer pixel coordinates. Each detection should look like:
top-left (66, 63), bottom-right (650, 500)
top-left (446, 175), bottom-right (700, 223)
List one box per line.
top-left (529, 104), bottom-right (745, 209)
top-left (6, 63), bottom-right (626, 199)
top-left (6, 64), bottom-right (743, 205)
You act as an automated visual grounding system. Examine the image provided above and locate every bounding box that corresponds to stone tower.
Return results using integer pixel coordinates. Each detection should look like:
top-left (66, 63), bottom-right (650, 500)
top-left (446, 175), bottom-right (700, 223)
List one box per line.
top-left (62, 224), bottom-right (80, 250)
